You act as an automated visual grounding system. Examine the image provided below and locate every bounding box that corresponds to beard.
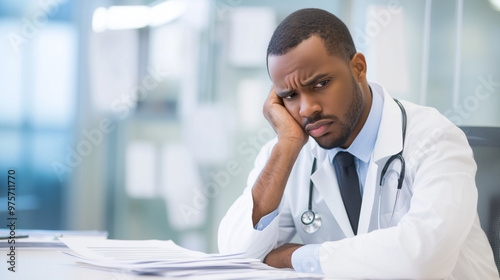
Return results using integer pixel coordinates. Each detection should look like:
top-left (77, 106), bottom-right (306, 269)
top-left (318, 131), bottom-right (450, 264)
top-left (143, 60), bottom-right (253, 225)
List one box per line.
top-left (313, 76), bottom-right (365, 150)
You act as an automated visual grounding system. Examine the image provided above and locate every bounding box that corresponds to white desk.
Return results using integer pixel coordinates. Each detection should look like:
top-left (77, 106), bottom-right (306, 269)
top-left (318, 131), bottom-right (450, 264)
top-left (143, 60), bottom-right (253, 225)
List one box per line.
top-left (0, 248), bottom-right (334, 280)
top-left (2, 248), bottom-right (161, 280)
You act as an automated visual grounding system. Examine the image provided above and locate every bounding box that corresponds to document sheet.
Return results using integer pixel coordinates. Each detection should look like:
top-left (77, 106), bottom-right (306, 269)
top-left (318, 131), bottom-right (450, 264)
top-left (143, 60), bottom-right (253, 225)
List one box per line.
top-left (60, 238), bottom-right (324, 279)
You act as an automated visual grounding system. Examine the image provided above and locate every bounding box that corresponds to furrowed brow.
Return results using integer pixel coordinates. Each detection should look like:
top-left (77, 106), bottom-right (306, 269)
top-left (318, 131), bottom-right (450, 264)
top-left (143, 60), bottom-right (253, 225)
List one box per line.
top-left (300, 73), bottom-right (328, 87)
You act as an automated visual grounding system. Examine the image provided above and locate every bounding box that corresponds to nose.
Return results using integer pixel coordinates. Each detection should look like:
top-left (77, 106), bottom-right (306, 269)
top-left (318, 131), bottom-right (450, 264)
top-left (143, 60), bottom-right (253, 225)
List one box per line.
top-left (299, 94), bottom-right (321, 118)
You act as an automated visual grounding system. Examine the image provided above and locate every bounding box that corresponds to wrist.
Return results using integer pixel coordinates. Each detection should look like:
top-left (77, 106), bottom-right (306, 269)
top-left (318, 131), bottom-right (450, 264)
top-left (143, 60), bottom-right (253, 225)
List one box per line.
top-left (285, 244), bottom-right (303, 268)
top-left (264, 243), bottom-right (303, 269)
top-left (275, 137), bottom-right (307, 154)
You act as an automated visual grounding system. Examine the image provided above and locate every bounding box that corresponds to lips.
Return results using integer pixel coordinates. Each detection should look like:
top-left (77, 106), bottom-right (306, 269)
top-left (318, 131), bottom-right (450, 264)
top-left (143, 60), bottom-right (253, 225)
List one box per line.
top-left (305, 119), bottom-right (333, 138)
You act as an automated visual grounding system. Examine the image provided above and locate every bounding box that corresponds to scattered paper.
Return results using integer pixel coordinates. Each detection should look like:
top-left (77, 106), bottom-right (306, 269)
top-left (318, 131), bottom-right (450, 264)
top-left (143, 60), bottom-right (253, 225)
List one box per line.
top-left (59, 238), bottom-right (324, 279)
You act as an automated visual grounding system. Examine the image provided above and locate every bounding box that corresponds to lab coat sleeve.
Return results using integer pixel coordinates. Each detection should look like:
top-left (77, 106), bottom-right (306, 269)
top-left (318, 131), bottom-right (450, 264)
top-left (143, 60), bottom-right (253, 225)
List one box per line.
top-left (254, 208), bottom-right (279, 231)
top-left (318, 120), bottom-right (479, 279)
top-left (218, 138), bottom-right (297, 260)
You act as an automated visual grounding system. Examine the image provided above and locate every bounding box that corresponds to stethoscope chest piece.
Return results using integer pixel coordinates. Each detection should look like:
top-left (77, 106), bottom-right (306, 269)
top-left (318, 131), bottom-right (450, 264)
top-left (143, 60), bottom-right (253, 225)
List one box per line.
top-left (301, 158), bottom-right (322, 233)
top-left (301, 210), bottom-right (322, 233)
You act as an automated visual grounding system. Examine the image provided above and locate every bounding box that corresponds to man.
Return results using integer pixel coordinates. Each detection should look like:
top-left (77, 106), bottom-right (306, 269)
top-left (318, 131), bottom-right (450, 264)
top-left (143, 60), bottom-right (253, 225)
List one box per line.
top-left (218, 8), bottom-right (499, 279)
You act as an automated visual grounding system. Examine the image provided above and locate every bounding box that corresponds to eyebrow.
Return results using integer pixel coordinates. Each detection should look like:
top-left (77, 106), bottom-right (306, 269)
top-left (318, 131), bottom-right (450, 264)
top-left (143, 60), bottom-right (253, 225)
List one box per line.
top-left (301, 73), bottom-right (329, 87)
top-left (276, 73), bottom-right (329, 97)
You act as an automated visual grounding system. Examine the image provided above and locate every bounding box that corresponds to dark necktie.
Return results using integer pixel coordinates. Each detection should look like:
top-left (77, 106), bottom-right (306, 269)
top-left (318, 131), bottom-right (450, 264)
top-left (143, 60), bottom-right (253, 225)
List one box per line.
top-left (334, 152), bottom-right (362, 235)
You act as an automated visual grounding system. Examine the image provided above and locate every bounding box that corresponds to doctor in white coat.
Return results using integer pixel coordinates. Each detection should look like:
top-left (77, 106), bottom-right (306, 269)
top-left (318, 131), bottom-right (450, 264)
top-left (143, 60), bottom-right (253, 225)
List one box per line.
top-left (218, 8), bottom-right (499, 279)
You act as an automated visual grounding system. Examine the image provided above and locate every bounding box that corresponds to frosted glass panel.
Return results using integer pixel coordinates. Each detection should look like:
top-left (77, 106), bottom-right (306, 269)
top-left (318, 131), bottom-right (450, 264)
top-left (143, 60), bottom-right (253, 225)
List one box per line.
top-left (0, 130), bottom-right (22, 167)
top-left (126, 141), bottom-right (157, 198)
top-left (89, 29), bottom-right (139, 113)
top-left (350, 0), bottom-right (500, 127)
top-left (451, 0), bottom-right (500, 126)
top-left (364, 5), bottom-right (410, 97)
top-left (0, 20), bottom-right (23, 126)
top-left (30, 23), bottom-right (76, 128)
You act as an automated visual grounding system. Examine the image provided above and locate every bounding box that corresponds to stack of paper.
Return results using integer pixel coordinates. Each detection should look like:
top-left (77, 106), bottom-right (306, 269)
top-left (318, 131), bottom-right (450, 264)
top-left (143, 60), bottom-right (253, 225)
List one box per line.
top-left (60, 238), bottom-right (324, 279)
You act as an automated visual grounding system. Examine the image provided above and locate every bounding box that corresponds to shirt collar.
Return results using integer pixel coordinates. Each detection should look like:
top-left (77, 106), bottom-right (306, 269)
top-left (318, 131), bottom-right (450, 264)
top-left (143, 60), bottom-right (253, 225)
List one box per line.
top-left (326, 85), bottom-right (384, 163)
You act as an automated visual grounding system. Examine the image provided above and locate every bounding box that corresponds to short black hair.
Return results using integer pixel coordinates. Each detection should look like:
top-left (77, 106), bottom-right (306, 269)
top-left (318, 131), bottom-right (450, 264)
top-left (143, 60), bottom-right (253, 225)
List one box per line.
top-left (266, 8), bottom-right (356, 67)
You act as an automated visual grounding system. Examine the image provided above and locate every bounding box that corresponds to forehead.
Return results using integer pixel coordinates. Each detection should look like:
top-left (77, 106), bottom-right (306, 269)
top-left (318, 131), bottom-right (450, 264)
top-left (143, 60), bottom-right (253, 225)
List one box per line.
top-left (268, 36), bottom-right (348, 89)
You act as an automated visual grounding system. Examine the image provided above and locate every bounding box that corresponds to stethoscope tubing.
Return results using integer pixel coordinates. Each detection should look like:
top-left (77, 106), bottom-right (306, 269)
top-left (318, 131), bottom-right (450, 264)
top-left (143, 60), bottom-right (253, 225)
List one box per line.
top-left (307, 158), bottom-right (317, 211)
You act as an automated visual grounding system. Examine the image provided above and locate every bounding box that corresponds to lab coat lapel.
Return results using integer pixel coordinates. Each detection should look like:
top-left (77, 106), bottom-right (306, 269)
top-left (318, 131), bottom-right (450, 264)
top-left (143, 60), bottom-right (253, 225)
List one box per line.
top-left (311, 157), bottom-right (355, 237)
top-left (357, 83), bottom-right (404, 234)
top-left (371, 84), bottom-right (403, 162)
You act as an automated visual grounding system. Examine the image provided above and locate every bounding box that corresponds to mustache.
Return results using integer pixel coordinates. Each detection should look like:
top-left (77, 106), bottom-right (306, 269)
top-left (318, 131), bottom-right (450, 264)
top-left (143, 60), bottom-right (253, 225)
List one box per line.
top-left (303, 114), bottom-right (339, 129)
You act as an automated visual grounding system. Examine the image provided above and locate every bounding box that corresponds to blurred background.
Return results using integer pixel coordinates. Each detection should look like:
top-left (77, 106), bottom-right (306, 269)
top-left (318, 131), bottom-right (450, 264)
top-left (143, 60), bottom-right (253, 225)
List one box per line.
top-left (0, 0), bottom-right (499, 254)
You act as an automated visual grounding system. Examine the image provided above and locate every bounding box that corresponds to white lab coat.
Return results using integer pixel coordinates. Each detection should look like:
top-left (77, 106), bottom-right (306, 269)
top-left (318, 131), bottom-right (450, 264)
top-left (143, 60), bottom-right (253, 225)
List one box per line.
top-left (218, 83), bottom-right (499, 279)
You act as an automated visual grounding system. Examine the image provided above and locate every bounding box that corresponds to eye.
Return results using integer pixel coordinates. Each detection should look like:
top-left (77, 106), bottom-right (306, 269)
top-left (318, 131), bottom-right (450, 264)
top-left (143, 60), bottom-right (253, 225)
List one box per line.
top-left (283, 91), bottom-right (297, 100)
top-left (314, 80), bottom-right (329, 89)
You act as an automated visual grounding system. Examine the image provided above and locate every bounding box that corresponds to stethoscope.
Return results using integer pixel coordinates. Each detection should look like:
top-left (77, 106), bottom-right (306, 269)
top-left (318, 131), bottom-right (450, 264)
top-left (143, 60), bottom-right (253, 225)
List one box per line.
top-left (300, 158), bottom-right (323, 233)
top-left (301, 99), bottom-right (407, 234)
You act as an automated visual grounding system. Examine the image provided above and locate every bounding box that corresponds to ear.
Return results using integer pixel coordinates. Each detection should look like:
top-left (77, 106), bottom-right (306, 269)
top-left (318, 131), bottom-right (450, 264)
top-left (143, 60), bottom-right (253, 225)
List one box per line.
top-left (349, 53), bottom-right (367, 82)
